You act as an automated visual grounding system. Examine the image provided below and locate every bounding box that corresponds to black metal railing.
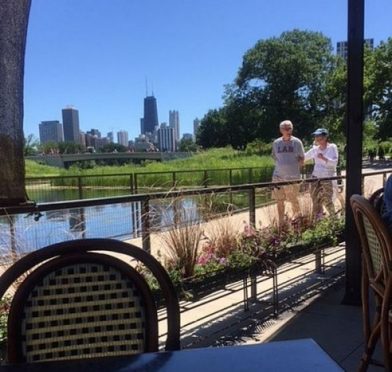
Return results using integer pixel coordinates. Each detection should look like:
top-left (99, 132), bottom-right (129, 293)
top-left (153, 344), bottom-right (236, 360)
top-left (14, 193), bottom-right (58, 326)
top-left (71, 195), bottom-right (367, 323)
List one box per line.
top-left (0, 168), bottom-right (391, 347)
top-left (2, 169), bottom-right (391, 253)
top-left (25, 165), bottom-right (322, 202)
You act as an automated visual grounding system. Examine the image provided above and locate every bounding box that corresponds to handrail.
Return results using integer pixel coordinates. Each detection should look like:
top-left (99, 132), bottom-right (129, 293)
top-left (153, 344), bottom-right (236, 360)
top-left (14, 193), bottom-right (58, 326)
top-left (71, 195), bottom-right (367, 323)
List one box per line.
top-left (1, 169), bottom-right (391, 252)
top-left (4, 169), bottom-right (392, 215)
top-left (25, 165), bottom-right (278, 181)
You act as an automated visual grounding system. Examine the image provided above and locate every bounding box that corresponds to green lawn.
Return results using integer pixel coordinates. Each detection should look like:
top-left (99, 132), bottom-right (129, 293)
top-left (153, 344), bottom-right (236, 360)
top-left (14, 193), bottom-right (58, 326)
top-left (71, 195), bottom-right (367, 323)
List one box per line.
top-left (26, 148), bottom-right (274, 178)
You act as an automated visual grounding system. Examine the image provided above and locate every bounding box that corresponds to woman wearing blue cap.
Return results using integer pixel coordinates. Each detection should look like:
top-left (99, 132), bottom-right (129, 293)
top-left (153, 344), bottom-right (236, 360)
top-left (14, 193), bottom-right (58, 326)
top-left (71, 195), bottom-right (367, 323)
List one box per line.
top-left (305, 128), bottom-right (338, 220)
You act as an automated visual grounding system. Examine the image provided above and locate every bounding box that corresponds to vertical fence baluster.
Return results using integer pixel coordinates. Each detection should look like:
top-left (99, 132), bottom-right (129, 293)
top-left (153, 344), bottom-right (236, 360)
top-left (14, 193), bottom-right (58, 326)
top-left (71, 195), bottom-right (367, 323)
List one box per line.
top-left (172, 172), bottom-right (176, 189)
top-left (203, 170), bottom-right (208, 188)
top-left (315, 249), bottom-right (322, 274)
top-left (229, 169), bottom-right (233, 207)
top-left (272, 266), bottom-right (279, 316)
top-left (78, 176), bottom-right (83, 199)
top-left (134, 173), bottom-right (138, 194)
top-left (243, 276), bottom-right (249, 311)
top-left (248, 188), bottom-right (256, 227)
top-left (141, 198), bottom-right (151, 252)
top-left (250, 274), bottom-right (257, 302)
top-left (129, 174), bottom-right (134, 194)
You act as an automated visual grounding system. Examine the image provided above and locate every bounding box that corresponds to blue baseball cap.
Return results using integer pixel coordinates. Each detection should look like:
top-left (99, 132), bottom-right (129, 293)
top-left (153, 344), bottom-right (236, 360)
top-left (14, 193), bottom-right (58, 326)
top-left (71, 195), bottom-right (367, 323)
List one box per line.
top-left (312, 128), bottom-right (329, 136)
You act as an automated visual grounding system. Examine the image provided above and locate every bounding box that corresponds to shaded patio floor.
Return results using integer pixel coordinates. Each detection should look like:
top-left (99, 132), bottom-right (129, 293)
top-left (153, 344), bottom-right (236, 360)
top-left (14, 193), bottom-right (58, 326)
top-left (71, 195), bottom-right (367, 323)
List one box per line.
top-left (265, 283), bottom-right (383, 371)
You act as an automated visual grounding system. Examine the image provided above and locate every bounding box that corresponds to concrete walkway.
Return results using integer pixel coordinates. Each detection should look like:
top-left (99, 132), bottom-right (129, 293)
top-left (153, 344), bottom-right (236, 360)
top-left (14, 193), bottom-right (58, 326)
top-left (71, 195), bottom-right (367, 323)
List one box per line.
top-left (265, 283), bottom-right (384, 371)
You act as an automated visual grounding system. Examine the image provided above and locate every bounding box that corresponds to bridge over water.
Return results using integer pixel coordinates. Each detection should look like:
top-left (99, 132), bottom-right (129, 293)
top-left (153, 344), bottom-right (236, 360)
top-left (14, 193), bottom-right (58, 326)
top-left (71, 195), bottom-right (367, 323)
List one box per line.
top-left (27, 152), bottom-right (192, 168)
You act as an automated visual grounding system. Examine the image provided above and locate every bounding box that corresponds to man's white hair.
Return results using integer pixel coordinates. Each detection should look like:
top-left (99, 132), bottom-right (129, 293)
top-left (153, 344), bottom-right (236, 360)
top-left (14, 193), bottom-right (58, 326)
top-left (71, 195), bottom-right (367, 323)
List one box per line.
top-left (279, 120), bottom-right (293, 128)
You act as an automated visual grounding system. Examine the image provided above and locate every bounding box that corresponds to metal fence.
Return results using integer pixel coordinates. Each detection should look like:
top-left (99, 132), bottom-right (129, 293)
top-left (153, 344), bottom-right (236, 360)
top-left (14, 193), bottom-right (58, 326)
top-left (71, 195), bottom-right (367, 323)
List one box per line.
top-left (2, 169), bottom-right (390, 255)
top-left (0, 168), bottom-right (391, 347)
top-left (25, 165), bottom-right (321, 202)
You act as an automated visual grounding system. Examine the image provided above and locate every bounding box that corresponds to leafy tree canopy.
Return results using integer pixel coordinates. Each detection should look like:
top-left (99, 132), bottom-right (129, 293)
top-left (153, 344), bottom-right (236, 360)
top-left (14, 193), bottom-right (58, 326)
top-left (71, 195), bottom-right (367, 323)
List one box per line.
top-left (197, 30), bottom-right (392, 150)
top-left (99, 143), bottom-right (128, 153)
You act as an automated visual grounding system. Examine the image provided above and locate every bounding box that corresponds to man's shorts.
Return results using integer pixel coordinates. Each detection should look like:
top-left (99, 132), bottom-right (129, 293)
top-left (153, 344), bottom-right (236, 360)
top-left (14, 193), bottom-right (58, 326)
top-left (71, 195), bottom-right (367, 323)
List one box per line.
top-left (272, 177), bottom-right (301, 203)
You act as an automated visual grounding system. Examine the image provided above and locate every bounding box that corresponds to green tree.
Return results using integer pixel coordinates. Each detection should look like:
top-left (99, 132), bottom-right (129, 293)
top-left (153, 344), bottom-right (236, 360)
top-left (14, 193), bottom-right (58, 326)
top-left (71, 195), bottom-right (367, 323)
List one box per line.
top-left (0, 0), bottom-right (31, 206)
top-left (196, 109), bottom-right (229, 148)
top-left (39, 141), bottom-right (59, 154)
top-left (366, 38), bottom-right (392, 139)
top-left (178, 138), bottom-right (198, 152)
top-left (24, 134), bottom-right (39, 156)
top-left (99, 143), bottom-right (128, 153)
top-left (232, 29), bottom-right (334, 141)
top-left (58, 142), bottom-right (84, 154)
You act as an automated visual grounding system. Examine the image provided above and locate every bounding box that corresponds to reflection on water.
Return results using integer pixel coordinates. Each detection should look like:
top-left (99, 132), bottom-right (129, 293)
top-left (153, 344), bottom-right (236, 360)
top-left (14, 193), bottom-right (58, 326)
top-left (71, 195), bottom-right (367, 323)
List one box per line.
top-left (0, 189), bottom-right (200, 254)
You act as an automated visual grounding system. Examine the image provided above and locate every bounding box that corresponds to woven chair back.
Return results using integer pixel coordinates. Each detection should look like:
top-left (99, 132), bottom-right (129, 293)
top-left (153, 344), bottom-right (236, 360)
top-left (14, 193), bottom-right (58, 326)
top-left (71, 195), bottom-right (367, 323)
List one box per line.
top-left (350, 195), bottom-right (392, 288)
top-left (6, 253), bottom-right (158, 363)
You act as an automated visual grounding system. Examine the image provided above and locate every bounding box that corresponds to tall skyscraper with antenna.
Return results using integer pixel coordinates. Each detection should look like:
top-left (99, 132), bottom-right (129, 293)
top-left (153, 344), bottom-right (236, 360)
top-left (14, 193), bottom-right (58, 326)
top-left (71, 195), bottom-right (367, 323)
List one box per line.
top-left (142, 95), bottom-right (159, 135)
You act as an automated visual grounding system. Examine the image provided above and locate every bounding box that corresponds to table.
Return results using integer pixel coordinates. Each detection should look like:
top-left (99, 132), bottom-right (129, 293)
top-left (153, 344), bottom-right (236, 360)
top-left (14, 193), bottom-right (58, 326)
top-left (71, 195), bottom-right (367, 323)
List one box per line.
top-left (0, 338), bottom-right (343, 372)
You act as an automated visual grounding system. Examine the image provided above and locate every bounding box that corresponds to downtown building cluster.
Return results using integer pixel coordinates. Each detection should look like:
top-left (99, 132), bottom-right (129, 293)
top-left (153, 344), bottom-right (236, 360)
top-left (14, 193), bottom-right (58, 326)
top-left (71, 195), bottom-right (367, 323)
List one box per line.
top-left (39, 95), bottom-right (200, 152)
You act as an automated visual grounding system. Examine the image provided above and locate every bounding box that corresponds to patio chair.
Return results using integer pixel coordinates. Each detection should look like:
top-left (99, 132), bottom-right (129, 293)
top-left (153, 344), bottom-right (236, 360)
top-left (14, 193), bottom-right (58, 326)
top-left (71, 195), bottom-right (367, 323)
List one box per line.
top-left (350, 195), bottom-right (392, 371)
top-left (368, 187), bottom-right (385, 215)
top-left (0, 239), bottom-right (180, 363)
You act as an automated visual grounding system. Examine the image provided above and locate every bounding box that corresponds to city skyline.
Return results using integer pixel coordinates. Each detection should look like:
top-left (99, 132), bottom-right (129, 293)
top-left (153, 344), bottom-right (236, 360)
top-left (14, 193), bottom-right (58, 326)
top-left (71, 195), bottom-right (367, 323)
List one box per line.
top-left (37, 100), bottom-right (186, 146)
top-left (24, 1), bottom-right (391, 141)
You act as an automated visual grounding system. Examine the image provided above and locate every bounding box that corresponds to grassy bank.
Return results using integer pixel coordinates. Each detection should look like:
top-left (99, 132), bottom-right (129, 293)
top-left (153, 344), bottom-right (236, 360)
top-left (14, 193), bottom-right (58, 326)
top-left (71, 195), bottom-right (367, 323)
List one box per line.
top-left (25, 148), bottom-right (274, 189)
top-left (25, 160), bottom-right (61, 177)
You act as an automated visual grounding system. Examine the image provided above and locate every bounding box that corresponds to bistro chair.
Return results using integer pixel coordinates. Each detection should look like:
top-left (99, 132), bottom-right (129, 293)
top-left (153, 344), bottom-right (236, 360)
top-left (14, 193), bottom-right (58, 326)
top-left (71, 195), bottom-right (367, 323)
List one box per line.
top-left (368, 187), bottom-right (385, 215)
top-left (350, 195), bottom-right (392, 371)
top-left (0, 239), bottom-right (180, 364)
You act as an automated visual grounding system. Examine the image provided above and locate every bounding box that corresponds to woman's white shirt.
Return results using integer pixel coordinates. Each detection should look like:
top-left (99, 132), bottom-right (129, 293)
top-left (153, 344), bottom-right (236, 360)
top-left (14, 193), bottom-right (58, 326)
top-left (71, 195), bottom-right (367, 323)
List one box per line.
top-left (304, 143), bottom-right (338, 177)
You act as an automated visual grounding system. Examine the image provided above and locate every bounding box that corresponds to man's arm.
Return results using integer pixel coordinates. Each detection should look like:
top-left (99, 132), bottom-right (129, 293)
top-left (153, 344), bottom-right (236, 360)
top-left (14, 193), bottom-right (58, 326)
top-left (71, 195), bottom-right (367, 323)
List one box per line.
top-left (297, 140), bottom-right (305, 166)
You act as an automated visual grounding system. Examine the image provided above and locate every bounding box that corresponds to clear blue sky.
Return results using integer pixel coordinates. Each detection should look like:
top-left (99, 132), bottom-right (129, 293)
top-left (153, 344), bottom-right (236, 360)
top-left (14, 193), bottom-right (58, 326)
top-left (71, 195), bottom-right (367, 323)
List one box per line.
top-left (24, 0), bottom-right (391, 142)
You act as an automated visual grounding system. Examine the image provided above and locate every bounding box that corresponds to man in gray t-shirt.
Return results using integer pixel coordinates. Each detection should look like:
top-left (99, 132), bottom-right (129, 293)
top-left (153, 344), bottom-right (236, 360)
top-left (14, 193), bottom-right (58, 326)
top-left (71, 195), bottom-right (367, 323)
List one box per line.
top-left (272, 120), bottom-right (305, 226)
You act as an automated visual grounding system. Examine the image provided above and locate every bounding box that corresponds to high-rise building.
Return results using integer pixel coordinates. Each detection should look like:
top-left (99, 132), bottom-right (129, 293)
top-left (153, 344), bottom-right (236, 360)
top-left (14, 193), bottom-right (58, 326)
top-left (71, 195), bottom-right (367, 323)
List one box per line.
top-left (337, 38), bottom-right (374, 59)
top-left (107, 131), bottom-right (114, 143)
top-left (39, 120), bottom-right (64, 144)
top-left (62, 106), bottom-right (81, 143)
top-left (117, 130), bottom-right (129, 147)
top-left (169, 110), bottom-right (180, 141)
top-left (142, 96), bottom-right (159, 134)
top-left (193, 118), bottom-right (201, 141)
top-left (158, 123), bottom-right (176, 152)
top-left (86, 129), bottom-right (101, 138)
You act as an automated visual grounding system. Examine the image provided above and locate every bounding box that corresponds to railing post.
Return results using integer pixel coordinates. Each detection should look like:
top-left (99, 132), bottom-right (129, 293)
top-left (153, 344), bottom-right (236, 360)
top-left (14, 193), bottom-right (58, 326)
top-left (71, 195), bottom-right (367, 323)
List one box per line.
top-left (248, 188), bottom-right (256, 227)
top-left (315, 249), bottom-right (322, 274)
top-left (383, 172), bottom-right (387, 186)
top-left (243, 276), bottom-right (249, 311)
top-left (172, 172), bottom-right (176, 189)
top-left (228, 169), bottom-right (233, 207)
top-left (141, 198), bottom-right (151, 252)
top-left (134, 173), bottom-right (138, 194)
top-left (203, 170), bottom-right (208, 188)
top-left (129, 174), bottom-right (134, 194)
top-left (272, 266), bottom-right (279, 316)
top-left (250, 274), bottom-right (257, 302)
top-left (78, 176), bottom-right (83, 199)
top-left (9, 216), bottom-right (17, 262)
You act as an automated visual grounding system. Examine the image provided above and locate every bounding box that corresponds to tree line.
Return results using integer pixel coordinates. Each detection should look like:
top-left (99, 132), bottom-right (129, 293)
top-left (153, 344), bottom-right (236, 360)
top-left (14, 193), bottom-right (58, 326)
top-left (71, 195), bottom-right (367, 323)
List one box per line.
top-left (196, 29), bottom-right (392, 150)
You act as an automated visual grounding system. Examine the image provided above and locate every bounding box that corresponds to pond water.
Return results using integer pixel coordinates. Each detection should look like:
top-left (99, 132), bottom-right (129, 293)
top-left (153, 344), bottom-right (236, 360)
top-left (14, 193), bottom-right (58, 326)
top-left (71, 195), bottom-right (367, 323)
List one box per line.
top-left (0, 189), bottom-right (200, 254)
